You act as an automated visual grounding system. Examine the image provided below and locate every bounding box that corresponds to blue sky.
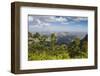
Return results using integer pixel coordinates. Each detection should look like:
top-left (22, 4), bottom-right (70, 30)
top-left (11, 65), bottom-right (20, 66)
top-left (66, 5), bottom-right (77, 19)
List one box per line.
top-left (28, 15), bottom-right (88, 33)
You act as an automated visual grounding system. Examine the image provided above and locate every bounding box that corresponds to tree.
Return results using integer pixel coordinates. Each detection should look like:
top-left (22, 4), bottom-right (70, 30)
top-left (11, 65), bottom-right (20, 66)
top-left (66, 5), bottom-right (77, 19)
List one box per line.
top-left (50, 33), bottom-right (56, 51)
top-left (81, 41), bottom-right (88, 52)
top-left (39, 35), bottom-right (48, 46)
top-left (28, 32), bottom-right (33, 37)
top-left (33, 32), bottom-right (40, 39)
top-left (68, 38), bottom-right (81, 58)
top-left (80, 41), bottom-right (88, 58)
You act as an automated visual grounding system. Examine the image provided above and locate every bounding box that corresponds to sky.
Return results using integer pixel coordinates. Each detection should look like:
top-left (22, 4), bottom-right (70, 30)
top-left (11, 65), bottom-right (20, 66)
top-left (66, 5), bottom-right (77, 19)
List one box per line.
top-left (28, 15), bottom-right (88, 33)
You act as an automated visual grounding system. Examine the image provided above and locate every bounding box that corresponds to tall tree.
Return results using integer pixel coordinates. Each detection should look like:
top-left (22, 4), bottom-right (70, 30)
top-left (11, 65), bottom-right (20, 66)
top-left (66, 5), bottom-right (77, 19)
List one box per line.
top-left (50, 33), bottom-right (56, 51)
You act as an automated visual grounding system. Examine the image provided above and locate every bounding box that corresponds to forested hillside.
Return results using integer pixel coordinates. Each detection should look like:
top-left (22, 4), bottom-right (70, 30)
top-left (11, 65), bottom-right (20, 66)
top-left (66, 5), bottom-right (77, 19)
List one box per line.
top-left (28, 32), bottom-right (88, 60)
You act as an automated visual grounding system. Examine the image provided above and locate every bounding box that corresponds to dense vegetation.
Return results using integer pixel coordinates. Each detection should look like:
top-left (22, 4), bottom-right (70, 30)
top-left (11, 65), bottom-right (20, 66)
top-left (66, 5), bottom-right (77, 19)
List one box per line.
top-left (28, 32), bottom-right (88, 60)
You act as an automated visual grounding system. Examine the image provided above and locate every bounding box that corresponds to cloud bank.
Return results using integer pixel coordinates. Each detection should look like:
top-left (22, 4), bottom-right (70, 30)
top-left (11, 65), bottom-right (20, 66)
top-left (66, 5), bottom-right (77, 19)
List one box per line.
top-left (28, 15), bottom-right (88, 33)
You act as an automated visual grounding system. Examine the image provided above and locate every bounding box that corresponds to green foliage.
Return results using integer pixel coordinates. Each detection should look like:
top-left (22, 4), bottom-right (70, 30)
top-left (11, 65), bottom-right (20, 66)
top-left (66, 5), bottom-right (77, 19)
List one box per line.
top-left (28, 32), bottom-right (33, 37)
top-left (68, 38), bottom-right (81, 58)
top-left (50, 33), bottom-right (56, 51)
top-left (80, 41), bottom-right (88, 58)
top-left (33, 32), bottom-right (40, 39)
top-left (28, 32), bottom-right (88, 60)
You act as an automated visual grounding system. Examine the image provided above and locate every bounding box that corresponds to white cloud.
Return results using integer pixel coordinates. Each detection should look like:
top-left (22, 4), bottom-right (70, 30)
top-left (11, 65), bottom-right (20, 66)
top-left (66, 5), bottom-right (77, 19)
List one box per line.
top-left (37, 19), bottom-right (41, 24)
top-left (46, 16), bottom-right (68, 22)
top-left (29, 16), bottom-right (68, 24)
top-left (56, 17), bottom-right (67, 22)
top-left (74, 17), bottom-right (88, 21)
top-left (28, 15), bottom-right (88, 33)
top-left (29, 16), bottom-right (51, 31)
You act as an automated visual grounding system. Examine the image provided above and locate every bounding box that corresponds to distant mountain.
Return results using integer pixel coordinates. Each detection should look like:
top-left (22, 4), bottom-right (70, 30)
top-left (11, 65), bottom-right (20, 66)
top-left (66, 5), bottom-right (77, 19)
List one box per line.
top-left (56, 32), bottom-right (87, 45)
top-left (29, 31), bottom-right (87, 45)
top-left (30, 31), bottom-right (87, 37)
